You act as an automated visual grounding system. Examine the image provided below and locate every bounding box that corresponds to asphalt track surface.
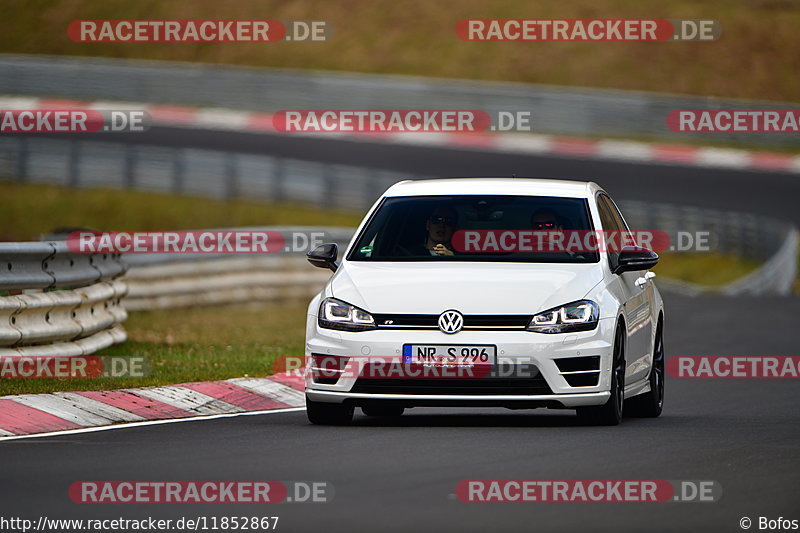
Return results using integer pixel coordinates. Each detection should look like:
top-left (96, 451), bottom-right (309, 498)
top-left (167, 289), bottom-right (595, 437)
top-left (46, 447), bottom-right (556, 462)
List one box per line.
top-left (2, 129), bottom-right (798, 532)
top-left (1, 293), bottom-right (799, 532)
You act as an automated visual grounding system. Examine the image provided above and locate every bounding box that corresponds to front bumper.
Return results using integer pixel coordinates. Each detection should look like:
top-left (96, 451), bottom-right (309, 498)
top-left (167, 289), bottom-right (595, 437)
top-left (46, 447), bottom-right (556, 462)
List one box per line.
top-left (305, 315), bottom-right (617, 409)
top-left (306, 389), bottom-right (611, 409)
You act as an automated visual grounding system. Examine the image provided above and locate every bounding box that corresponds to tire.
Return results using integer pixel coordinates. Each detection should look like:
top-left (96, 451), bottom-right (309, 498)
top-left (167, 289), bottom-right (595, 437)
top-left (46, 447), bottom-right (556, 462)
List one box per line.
top-left (362, 405), bottom-right (405, 417)
top-left (626, 318), bottom-right (664, 418)
top-left (306, 396), bottom-right (354, 425)
top-left (576, 324), bottom-right (625, 426)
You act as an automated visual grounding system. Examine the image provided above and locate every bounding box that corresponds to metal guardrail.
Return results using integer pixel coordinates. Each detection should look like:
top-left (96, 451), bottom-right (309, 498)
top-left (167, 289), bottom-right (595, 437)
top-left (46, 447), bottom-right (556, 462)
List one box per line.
top-left (123, 256), bottom-right (328, 311)
top-left (122, 227), bottom-right (354, 310)
top-left (618, 201), bottom-right (789, 263)
top-left (0, 281), bottom-right (127, 355)
top-left (721, 228), bottom-right (798, 296)
top-left (1, 54), bottom-right (798, 148)
top-left (0, 136), bottom-right (415, 212)
top-left (0, 244), bottom-right (128, 358)
top-left (620, 202), bottom-right (798, 297)
top-left (0, 241), bottom-right (127, 290)
top-left (120, 227), bottom-right (356, 266)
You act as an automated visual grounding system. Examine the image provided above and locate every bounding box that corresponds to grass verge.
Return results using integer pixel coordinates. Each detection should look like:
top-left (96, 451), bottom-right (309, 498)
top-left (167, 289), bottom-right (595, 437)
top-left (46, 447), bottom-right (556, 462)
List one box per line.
top-left (652, 252), bottom-right (761, 287)
top-left (0, 302), bottom-right (307, 396)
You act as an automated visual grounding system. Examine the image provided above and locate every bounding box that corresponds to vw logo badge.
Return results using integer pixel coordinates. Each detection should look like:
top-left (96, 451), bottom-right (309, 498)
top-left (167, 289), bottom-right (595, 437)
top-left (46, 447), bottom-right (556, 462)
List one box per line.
top-left (438, 310), bottom-right (464, 334)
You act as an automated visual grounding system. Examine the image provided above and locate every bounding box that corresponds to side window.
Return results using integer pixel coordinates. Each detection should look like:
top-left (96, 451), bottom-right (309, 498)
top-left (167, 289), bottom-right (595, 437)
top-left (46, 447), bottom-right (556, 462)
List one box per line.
top-left (597, 194), bottom-right (621, 272)
top-left (597, 194), bottom-right (619, 231)
top-left (605, 195), bottom-right (630, 232)
top-left (606, 194), bottom-right (639, 256)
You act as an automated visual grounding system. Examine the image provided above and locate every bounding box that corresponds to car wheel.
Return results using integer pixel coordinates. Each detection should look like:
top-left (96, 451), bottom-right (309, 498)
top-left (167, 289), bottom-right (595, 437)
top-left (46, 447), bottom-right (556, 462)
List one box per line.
top-left (362, 405), bottom-right (405, 417)
top-left (626, 318), bottom-right (664, 418)
top-left (306, 396), bottom-right (354, 425)
top-left (577, 324), bottom-right (625, 426)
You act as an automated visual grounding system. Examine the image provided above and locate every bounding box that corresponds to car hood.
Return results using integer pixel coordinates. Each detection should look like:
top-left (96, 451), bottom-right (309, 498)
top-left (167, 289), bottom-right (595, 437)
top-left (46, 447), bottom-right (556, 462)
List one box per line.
top-left (329, 261), bottom-right (604, 315)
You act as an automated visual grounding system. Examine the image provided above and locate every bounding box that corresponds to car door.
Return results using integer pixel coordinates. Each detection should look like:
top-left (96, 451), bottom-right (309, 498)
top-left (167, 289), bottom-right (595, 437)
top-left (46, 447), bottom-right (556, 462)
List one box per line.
top-left (597, 193), bottom-right (654, 386)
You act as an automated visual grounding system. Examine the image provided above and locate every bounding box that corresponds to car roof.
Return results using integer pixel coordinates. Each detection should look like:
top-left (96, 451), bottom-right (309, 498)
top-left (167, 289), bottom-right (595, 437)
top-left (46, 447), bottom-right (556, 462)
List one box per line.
top-left (383, 177), bottom-right (601, 199)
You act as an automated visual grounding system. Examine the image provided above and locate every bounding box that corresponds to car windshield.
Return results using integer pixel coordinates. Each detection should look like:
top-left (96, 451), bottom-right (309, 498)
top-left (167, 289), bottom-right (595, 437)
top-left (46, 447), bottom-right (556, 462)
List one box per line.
top-left (347, 195), bottom-right (599, 263)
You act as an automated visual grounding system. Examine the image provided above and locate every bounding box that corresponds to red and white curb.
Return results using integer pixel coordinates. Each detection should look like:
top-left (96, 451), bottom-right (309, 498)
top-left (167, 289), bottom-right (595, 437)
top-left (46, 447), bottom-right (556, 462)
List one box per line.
top-left (2, 95), bottom-right (799, 174)
top-left (0, 373), bottom-right (305, 439)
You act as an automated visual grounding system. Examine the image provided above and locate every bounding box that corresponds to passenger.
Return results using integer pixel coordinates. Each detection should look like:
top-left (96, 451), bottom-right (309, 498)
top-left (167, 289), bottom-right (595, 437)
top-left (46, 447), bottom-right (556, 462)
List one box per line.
top-left (531, 208), bottom-right (583, 257)
top-left (530, 208), bottom-right (563, 231)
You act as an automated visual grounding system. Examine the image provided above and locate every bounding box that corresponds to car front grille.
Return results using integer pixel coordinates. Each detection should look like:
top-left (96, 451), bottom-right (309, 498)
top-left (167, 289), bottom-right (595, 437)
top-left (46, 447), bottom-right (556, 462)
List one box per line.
top-left (372, 314), bottom-right (531, 330)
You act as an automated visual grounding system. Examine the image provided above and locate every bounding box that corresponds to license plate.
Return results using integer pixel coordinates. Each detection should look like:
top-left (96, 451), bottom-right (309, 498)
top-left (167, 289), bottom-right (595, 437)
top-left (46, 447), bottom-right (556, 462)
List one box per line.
top-left (403, 345), bottom-right (496, 367)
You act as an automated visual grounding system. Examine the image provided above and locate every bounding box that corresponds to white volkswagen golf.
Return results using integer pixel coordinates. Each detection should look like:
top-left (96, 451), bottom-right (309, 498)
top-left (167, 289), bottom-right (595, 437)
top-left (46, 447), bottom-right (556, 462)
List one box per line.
top-left (304, 178), bottom-right (665, 426)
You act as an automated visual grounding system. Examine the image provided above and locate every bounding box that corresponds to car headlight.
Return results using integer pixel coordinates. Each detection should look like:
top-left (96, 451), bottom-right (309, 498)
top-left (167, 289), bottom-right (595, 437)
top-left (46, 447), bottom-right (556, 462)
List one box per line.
top-left (527, 300), bottom-right (599, 334)
top-left (318, 298), bottom-right (376, 332)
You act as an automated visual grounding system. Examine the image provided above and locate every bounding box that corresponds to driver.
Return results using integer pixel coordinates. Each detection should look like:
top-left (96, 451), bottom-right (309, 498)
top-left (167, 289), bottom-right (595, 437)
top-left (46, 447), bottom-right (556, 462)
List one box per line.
top-left (422, 205), bottom-right (458, 256)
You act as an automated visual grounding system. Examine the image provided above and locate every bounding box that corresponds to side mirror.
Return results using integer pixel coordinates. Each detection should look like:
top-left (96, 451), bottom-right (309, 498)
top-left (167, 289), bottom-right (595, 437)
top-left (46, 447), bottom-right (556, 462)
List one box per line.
top-left (614, 246), bottom-right (659, 274)
top-left (307, 243), bottom-right (339, 272)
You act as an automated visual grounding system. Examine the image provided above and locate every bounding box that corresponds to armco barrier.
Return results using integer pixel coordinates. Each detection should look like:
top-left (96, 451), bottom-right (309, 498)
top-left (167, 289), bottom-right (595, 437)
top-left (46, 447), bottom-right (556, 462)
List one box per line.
top-left (622, 201), bottom-right (797, 296)
top-left (618, 201), bottom-right (789, 263)
top-left (121, 227), bottom-right (354, 310)
top-left (123, 256), bottom-right (329, 311)
top-left (0, 243), bottom-right (128, 358)
top-left (0, 136), bottom-right (415, 211)
top-left (721, 228), bottom-right (798, 296)
top-left (0, 241), bottom-right (126, 290)
top-left (0, 54), bottom-right (798, 148)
